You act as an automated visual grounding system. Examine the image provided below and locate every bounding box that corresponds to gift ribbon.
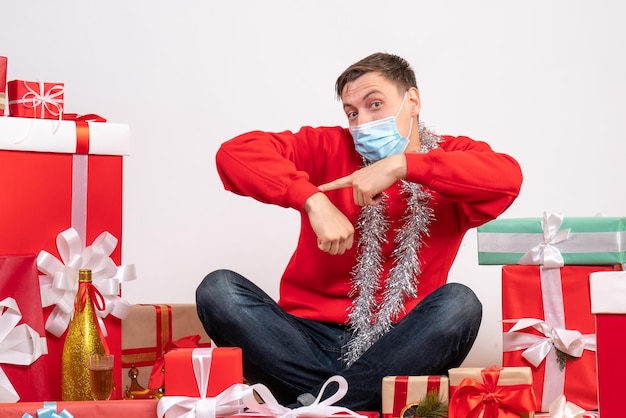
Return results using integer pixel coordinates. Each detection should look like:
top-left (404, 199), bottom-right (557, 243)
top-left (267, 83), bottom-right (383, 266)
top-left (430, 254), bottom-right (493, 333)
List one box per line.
top-left (0, 297), bottom-right (48, 403)
top-left (547, 395), bottom-right (599, 418)
top-left (21, 401), bottom-right (74, 418)
top-left (448, 366), bottom-right (536, 418)
top-left (149, 334), bottom-right (205, 390)
top-left (502, 267), bottom-right (595, 410)
top-left (518, 212), bottom-right (571, 268)
top-left (37, 227), bottom-right (136, 337)
top-left (8, 81), bottom-right (64, 119)
top-left (243, 375), bottom-right (367, 418)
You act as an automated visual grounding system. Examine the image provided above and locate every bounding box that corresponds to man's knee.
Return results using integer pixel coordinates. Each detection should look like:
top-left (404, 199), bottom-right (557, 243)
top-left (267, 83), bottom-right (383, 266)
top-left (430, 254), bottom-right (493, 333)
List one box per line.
top-left (196, 269), bottom-right (238, 306)
top-left (443, 282), bottom-right (482, 315)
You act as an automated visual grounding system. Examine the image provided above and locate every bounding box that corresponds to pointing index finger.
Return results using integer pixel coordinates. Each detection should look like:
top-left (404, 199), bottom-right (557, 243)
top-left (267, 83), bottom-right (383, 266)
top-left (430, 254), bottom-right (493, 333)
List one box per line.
top-left (318, 175), bottom-right (353, 192)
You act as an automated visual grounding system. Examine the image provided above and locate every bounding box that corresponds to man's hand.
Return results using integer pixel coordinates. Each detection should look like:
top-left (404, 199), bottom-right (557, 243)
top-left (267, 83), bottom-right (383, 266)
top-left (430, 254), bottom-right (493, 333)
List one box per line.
top-left (319, 154), bottom-right (407, 206)
top-left (304, 192), bottom-right (354, 255)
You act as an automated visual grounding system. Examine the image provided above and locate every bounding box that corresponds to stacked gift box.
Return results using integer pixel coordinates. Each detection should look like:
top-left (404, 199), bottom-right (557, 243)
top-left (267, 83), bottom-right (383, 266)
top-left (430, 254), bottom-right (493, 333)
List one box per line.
top-left (477, 211), bottom-right (626, 413)
top-left (121, 303), bottom-right (212, 396)
top-left (0, 54), bottom-right (134, 402)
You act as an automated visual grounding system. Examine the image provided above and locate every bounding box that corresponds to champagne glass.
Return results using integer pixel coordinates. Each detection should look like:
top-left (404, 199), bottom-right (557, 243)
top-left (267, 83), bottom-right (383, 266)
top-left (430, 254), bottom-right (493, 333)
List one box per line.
top-left (89, 354), bottom-right (114, 400)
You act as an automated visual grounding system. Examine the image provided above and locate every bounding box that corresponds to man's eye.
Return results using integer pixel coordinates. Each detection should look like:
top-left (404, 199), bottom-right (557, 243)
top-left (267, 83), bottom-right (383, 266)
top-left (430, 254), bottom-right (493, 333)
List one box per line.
top-left (371, 101), bottom-right (382, 109)
top-left (347, 111), bottom-right (358, 119)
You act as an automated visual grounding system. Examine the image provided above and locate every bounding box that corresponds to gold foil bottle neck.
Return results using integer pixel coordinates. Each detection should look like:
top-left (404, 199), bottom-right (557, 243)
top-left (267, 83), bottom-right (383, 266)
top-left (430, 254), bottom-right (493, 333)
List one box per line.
top-left (79, 269), bottom-right (92, 283)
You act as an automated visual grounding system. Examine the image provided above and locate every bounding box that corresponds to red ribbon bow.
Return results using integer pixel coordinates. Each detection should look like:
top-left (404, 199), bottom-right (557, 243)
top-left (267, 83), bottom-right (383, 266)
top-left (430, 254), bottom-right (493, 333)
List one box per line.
top-left (74, 280), bottom-right (111, 354)
top-left (449, 366), bottom-right (536, 418)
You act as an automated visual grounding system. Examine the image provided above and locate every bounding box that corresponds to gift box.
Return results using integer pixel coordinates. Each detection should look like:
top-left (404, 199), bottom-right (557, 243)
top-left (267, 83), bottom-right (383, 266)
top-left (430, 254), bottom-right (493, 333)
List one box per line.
top-left (477, 212), bottom-right (626, 266)
top-left (382, 375), bottom-right (449, 418)
top-left (7, 79), bottom-right (64, 120)
top-left (121, 303), bottom-right (212, 393)
top-left (164, 347), bottom-right (243, 397)
top-left (0, 399), bottom-right (158, 418)
top-left (502, 265), bottom-right (620, 412)
top-left (0, 115), bottom-right (132, 400)
top-left (0, 254), bottom-right (50, 402)
top-left (590, 270), bottom-right (626, 418)
top-left (448, 366), bottom-right (536, 418)
top-left (0, 56), bottom-right (7, 115)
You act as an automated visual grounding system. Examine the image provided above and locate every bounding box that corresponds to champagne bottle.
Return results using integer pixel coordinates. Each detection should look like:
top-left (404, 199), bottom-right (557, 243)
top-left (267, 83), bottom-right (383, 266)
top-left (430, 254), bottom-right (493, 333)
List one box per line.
top-left (61, 269), bottom-right (109, 400)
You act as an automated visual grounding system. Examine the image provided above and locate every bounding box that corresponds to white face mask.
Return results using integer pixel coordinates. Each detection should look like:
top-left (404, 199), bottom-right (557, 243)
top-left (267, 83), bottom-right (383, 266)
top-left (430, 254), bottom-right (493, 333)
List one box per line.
top-left (348, 92), bottom-right (413, 162)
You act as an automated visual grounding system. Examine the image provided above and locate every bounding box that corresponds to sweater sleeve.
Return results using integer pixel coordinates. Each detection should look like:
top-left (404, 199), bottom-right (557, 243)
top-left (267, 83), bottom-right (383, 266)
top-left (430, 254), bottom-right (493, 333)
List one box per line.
top-left (215, 126), bottom-right (352, 211)
top-left (405, 135), bottom-right (523, 228)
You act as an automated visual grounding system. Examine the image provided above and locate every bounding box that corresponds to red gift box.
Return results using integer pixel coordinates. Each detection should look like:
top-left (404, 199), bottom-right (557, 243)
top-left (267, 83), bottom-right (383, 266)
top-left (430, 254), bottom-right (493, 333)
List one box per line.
top-left (164, 347), bottom-right (242, 397)
top-left (448, 366), bottom-right (536, 418)
top-left (0, 56), bottom-right (7, 115)
top-left (7, 79), bottom-right (64, 120)
top-left (381, 375), bottom-right (449, 418)
top-left (502, 265), bottom-right (620, 412)
top-left (0, 116), bottom-right (131, 400)
top-left (590, 270), bottom-right (626, 418)
top-left (0, 254), bottom-right (51, 402)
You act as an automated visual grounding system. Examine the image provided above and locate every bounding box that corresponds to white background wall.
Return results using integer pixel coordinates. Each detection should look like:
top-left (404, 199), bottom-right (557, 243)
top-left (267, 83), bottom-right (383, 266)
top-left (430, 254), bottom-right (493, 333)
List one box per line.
top-left (4, 0), bottom-right (626, 367)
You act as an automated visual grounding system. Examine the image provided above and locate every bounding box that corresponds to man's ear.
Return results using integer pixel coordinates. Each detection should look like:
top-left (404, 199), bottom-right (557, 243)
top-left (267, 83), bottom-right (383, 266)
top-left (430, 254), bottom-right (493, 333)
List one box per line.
top-left (408, 87), bottom-right (421, 117)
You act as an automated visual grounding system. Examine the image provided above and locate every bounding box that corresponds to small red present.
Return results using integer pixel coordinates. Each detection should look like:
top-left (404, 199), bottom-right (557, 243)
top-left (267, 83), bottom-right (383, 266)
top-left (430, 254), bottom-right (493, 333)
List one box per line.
top-left (448, 366), bottom-right (536, 418)
top-left (382, 375), bottom-right (449, 418)
top-left (502, 265), bottom-right (619, 411)
top-left (164, 347), bottom-right (242, 397)
top-left (8, 79), bottom-right (64, 120)
top-left (590, 270), bottom-right (626, 418)
top-left (0, 254), bottom-right (51, 402)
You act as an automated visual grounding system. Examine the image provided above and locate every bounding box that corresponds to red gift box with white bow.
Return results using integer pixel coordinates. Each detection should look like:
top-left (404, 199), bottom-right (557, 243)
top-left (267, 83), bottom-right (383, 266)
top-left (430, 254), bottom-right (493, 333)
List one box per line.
top-left (7, 79), bottom-right (64, 120)
top-left (0, 115), bottom-right (133, 400)
top-left (502, 264), bottom-right (620, 412)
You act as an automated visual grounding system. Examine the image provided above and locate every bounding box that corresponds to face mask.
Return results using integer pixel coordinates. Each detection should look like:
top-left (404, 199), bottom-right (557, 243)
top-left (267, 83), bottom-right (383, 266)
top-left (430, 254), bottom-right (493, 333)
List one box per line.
top-left (349, 92), bottom-right (413, 162)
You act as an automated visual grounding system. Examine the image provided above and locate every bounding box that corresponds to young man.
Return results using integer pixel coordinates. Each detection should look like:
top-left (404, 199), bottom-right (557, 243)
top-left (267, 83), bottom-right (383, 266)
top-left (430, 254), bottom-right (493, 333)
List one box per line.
top-left (196, 52), bottom-right (523, 411)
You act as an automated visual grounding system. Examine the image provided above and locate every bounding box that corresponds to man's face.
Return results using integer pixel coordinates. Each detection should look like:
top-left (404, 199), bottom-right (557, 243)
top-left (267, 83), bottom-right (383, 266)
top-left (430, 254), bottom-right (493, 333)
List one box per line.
top-left (341, 72), bottom-right (414, 139)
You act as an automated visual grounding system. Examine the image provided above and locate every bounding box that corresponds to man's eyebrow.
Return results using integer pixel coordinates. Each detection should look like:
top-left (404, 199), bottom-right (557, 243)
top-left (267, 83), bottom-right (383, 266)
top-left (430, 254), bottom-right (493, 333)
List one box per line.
top-left (342, 89), bottom-right (384, 110)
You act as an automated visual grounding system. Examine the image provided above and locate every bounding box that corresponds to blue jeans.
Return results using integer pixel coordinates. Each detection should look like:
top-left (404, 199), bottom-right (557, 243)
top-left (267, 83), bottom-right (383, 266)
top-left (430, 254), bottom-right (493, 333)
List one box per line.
top-left (196, 269), bottom-right (482, 412)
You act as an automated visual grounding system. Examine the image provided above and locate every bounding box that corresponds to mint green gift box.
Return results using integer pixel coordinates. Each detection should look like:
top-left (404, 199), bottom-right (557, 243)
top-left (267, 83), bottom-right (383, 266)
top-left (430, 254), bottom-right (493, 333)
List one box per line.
top-left (477, 215), bottom-right (626, 265)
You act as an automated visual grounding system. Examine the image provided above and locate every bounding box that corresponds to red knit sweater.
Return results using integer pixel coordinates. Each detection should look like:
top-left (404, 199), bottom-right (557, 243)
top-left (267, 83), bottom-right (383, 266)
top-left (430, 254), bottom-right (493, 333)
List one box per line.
top-left (216, 126), bottom-right (522, 324)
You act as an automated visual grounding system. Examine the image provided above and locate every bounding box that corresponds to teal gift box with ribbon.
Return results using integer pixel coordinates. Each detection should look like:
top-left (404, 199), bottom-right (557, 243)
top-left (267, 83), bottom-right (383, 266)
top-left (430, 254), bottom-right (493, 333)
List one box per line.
top-left (477, 212), bottom-right (626, 266)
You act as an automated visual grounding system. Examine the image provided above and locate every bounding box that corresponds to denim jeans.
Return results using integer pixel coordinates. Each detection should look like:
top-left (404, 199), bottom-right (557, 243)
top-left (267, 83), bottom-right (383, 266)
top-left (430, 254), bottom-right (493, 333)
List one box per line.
top-left (196, 269), bottom-right (482, 412)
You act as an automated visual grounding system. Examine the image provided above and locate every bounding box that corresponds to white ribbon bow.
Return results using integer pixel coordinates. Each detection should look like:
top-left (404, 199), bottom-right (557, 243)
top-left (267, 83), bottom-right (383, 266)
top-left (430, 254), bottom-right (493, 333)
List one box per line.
top-left (244, 375), bottom-right (366, 418)
top-left (518, 212), bottom-right (571, 268)
top-left (503, 318), bottom-right (595, 367)
top-left (0, 297), bottom-right (48, 403)
top-left (37, 227), bottom-right (136, 337)
top-left (548, 395), bottom-right (596, 418)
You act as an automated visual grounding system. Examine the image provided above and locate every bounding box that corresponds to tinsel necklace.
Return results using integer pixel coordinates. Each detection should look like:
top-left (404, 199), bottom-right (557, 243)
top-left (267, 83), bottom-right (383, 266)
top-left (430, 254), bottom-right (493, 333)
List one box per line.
top-left (344, 124), bottom-right (442, 366)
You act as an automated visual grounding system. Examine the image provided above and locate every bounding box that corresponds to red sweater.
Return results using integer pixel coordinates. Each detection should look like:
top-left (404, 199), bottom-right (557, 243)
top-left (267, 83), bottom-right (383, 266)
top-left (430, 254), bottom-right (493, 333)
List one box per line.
top-left (216, 126), bottom-right (522, 324)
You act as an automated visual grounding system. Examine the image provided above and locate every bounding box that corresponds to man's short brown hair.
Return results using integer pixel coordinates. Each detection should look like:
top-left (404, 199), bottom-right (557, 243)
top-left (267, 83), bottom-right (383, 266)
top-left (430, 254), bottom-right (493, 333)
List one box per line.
top-left (335, 52), bottom-right (418, 99)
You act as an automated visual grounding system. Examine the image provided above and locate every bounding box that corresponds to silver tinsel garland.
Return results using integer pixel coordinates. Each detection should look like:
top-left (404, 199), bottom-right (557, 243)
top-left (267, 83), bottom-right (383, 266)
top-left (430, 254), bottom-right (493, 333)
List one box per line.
top-left (344, 124), bottom-right (442, 366)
